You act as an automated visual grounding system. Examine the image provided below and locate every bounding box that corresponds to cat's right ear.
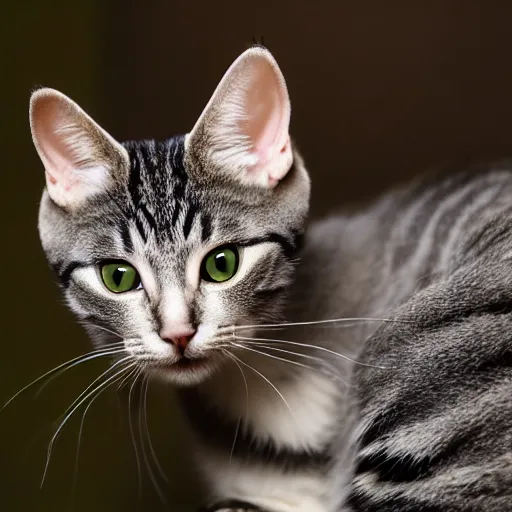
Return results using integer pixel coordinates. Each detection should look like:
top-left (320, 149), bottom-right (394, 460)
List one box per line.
top-left (187, 48), bottom-right (293, 189)
top-left (30, 88), bottom-right (129, 209)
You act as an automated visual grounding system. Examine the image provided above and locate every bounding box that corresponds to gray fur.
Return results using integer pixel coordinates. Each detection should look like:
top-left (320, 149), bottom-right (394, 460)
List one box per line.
top-left (343, 166), bottom-right (512, 511)
top-left (31, 51), bottom-right (512, 512)
top-left (39, 134), bottom-right (309, 358)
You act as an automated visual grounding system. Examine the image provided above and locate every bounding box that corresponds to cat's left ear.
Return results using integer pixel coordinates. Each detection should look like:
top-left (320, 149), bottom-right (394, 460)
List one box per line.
top-left (30, 88), bottom-right (129, 209)
top-left (187, 48), bottom-right (292, 188)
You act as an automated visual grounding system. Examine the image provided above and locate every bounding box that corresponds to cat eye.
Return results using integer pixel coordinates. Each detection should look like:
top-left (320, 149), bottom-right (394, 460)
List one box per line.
top-left (201, 245), bottom-right (239, 283)
top-left (100, 262), bottom-right (142, 293)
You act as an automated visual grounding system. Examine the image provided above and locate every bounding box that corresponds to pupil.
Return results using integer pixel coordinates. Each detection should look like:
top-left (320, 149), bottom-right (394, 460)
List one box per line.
top-left (215, 253), bottom-right (227, 273)
top-left (113, 267), bottom-right (126, 287)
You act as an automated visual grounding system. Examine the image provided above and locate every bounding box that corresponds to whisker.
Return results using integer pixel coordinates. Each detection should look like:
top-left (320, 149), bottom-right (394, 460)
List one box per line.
top-left (226, 351), bottom-right (250, 409)
top-left (139, 376), bottom-right (168, 504)
top-left (142, 377), bottom-right (168, 484)
top-left (82, 323), bottom-right (125, 339)
top-left (41, 360), bottom-right (134, 487)
top-left (222, 350), bottom-right (249, 464)
top-left (69, 395), bottom-right (95, 508)
top-left (233, 342), bottom-right (348, 383)
top-left (228, 353), bottom-right (293, 416)
top-left (230, 416), bottom-right (241, 464)
top-left (35, 346), bottom-right (126, 398)
top-left (239, 341), bottom-right (328, 364)
top-left (116, 365), bottom-right (139, 391)
top-left (69, 365), bottom-right (123, 510)
top-left (128, 370), bottom-right (144, 498)
top-left (235, 336), bottom-right (393, 370)
top-left (1, 344), bottom-right (126, 413)
top-left (54, 356), bottom-right (133, 425)
top-left (226, 316), bottom-right (409, 332)
top-left (232, 342), bottom-right (318, 374)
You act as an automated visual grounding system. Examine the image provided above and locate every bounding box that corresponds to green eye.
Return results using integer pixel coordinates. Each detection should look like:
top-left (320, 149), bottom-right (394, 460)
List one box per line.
top-left (201, 245), bottom-right (239, 283)
top-left (100, 262), bottom-right (141, 293)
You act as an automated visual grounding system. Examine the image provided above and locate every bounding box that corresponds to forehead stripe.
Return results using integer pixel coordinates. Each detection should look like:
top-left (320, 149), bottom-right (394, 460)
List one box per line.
top-left (183, 200), bottom-right (199, 239)
top-left (119, 224), bottom-right (134, 253)
top-left (200, 212), bottom-right (213, 242)
top-left (127, 150), bottom-right (142, 207)
top-left (138, 202), bottom-right (157, 233)
top-left (171, 202), bottom-right (181, 227)
top-left (134, 215), bottom-right (148, 244)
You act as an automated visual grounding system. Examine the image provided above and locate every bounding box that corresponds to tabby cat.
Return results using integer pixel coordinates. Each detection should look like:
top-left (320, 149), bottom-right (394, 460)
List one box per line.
top-left (30, 47), bottom-right (512, 511)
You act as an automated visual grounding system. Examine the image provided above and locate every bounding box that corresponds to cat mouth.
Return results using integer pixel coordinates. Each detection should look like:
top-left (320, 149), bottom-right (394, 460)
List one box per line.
top-left (150, 354), bottom-right (212, 373)
top-left (172, 356), bottom-right (210, 370)
top-left (148, 354), bottom-right (218, 385)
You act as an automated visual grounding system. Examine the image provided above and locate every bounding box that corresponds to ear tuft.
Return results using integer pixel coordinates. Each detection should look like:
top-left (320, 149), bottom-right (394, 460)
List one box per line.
top-left (187, 48), bottom-right (293, 189)
top-left (30, 88), bottom-right (128, 208)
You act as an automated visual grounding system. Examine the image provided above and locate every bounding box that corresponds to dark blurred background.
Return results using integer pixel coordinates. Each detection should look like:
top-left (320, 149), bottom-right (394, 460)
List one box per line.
top-left (3, 1), bottom-right (512, 511)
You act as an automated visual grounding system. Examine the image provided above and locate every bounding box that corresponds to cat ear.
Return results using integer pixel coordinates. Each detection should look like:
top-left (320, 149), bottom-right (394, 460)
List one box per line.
top-left (187, 48), bottom-right (292, 188)
top-left (30, 88), bottom-right (129, 209)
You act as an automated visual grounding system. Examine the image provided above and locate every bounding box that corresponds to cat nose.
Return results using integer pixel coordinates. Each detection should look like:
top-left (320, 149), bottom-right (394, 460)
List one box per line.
top-left (160, 327), bottom-right (196, 354)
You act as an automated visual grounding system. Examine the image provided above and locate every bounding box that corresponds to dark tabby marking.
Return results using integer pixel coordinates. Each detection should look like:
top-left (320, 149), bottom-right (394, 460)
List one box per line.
top-left (30, 48), bottom-right (512, 512)
top-left (123, 137), bottom-right (212, 247)
top-left (346, 167), bottom-right (512, 511)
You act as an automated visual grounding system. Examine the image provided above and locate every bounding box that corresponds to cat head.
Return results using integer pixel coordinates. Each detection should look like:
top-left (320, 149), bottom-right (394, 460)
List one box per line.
top-left (30, 48), bottom-right (310, 386)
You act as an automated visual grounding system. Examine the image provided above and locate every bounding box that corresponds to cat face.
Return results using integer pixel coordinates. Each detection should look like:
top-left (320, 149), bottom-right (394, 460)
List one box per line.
top-left (31, 48), bottom-right (310, 386)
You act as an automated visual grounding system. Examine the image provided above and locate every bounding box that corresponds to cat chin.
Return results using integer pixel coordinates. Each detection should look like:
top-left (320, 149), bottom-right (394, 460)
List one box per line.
top-left (147, 359), bottom-right (219, 387)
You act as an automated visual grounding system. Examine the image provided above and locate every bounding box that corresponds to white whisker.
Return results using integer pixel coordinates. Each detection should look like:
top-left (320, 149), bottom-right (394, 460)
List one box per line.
top-left (128, 370), bottom-right (144, 498)
top-left (1, 344), bottom-right (126, 413)
top-left (41, 360), bottom-right (134, 487)
top-left (116, 365), bottom-right (139, 391)
top-left (232, 342), bottom-right (347, 384)
top-left (142, 377), bottom-right (168, 483)
top-left (238, 341), bottom-right (327, 364)
top-left (55, 357), bottom-right (133, 424)
top-left (139, 376), bottom-right (167, 504)
top-left (235, 336), bottom-right (393, 370)
top-left (35, 346), bottom-right (127, 398)
top-left (232, 342), bottom-right (317, 374)
top-left (83, 323), bottom-right (125, 339)
top-left (69, 367), bottom-right (119, 510)
top-left (227, 316), bottom-right (406, 332)
top-left (222, 350), bottom-right (249, 464)
top-left (228, 353), bottom-right (293, 416)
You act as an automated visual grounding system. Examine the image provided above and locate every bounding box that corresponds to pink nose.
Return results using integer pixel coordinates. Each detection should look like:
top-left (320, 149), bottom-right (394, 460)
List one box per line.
top-left (160, 327), bottom-right (196, 354)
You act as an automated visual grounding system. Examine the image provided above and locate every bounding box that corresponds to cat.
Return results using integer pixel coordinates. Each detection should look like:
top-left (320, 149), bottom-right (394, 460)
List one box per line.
top-left (29, 46), bottom-right (512, 512)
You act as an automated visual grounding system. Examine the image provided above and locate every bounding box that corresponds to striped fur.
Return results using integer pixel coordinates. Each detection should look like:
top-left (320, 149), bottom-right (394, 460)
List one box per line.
top-left (31, 48), bottom-right (512, 512)
top-left (342, 165), bottom-right (512, 511)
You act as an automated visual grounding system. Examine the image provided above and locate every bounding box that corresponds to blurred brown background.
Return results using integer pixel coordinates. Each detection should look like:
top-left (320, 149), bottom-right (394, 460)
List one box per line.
top-left (2, 1), bottom-right (512, 511)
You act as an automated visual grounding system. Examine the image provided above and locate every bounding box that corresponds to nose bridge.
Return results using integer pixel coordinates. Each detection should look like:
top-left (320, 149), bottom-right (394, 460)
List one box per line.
top-left (159, 285), bottom-right (191, 331)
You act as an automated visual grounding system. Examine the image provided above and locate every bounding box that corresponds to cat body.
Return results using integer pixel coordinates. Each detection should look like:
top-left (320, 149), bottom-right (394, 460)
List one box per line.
top-left (182, 208), bottom-right (388, 511)
top-left (189, 165), bottom-right (512, 511)
top-left (29, 47), bottom-right (512, 511)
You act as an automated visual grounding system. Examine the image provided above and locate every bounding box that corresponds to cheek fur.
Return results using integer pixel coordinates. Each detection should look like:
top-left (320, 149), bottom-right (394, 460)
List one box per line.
top-left (68, 268), bottom-right (157, 341)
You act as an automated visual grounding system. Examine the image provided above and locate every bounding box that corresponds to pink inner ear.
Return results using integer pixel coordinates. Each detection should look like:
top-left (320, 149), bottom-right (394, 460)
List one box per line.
top-left (242, 59), bottom-right (290, 172)
top-left (32, 95), bottom-right (78, 184)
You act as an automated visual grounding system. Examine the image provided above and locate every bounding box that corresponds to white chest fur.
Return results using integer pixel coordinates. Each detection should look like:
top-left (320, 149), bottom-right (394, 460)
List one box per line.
top-left (199, 456), bottom-right (332, 512)
top-left (192, 355), bottom-right (346, 511)
top-left (200, 354), bottom-right (343, 452)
